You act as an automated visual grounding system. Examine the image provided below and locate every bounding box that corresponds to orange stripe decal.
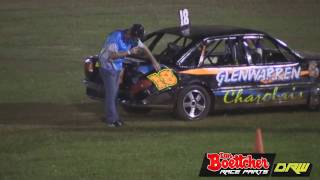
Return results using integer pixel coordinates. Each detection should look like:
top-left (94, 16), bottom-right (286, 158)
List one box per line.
top-left (300, 70), bottom-right (309, 76)
top-left (180, 68), bottom-right (311, 77)
top-left (179, 68), bottom-right (220, 75)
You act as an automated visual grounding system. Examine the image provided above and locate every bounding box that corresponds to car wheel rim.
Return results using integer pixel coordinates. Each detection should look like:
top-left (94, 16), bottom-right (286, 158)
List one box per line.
top-left (183, 90), bottom-right (206, 118)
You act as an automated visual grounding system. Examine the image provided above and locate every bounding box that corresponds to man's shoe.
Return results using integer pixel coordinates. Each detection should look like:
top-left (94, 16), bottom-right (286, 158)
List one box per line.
top-left (107, 123), bottom-right (116, 128)
top-left (107, 121), bottom-right (123, 128)
top-left (117, 120), bottom-right (124, 126)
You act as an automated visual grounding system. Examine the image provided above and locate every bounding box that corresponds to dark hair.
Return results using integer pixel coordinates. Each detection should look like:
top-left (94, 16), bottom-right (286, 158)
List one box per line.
top-left (130, 24), bottom-right (144, 39)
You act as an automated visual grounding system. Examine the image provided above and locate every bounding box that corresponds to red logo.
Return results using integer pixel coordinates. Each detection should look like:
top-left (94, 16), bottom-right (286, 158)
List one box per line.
top-left (207, 152), bottom-right (269, 171)
top-left (199, 152), bottom-right (275, 176)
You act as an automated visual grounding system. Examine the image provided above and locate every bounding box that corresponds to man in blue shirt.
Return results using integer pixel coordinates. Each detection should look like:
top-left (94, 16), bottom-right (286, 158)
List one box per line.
top-left (99, 24), bottom-right (160, 127)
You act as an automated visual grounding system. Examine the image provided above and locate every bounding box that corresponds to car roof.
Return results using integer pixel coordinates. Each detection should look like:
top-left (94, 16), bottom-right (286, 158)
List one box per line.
top-left (153, 25), bottom-right (266, 40)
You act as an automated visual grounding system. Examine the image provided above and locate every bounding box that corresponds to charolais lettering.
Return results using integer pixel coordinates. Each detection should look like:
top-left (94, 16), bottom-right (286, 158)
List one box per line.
top-left (223, 87), bottom-right (304, 104)
top-left (216, 66), bottom-right (301, 86)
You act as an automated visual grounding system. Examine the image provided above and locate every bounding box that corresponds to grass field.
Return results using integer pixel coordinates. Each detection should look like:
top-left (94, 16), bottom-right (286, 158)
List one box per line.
top-left (0, 0), bottom-right (319, 179)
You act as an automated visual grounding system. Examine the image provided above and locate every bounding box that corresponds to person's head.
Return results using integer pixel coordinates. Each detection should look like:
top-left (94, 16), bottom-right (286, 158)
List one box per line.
top-left (125, 24), bottom-right (145, 41)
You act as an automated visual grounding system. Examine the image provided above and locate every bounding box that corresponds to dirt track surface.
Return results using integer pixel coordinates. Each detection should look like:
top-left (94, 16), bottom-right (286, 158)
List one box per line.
top-left (0, 103), bottom-right (104, 128)
top-left (0, 103), bottom-right (177, 130)
top-left (1, 102), bottom-right (319, 133)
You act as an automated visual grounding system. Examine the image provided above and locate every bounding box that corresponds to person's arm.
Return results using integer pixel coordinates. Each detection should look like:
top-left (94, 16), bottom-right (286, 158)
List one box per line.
top-left (107, 43), bottom-right (133, 60)
top-left (135, 40), bottom-right (161, 71)
top-left (100, 42), bottom-right (134, 61)
top-left (109, 49), bottom-right (133, 60)
top-left (142, 46), bottom-right (161, 71)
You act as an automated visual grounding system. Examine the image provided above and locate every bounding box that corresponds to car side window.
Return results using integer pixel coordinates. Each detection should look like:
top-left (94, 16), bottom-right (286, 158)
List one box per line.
top-left (152, 34), bottom-right (181, 55)
top-left (259, 38), bottom-right (287, 64)
top-left (277, 44), bottom-right (298, 62)
top-left (151, 34), bottom-right (192, 56)
top-left (199, 38), bottom-right (248, 67)
top-left (143, 34), bottom-right (158, 51)
top-left (179, 44), bottom-right (203, 68)
top-left (245, 37), bottom-right (297, 65)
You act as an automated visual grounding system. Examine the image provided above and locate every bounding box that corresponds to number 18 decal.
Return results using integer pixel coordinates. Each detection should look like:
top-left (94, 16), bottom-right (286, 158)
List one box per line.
top-left (147, 69), bottom-right (178, 91)
top-left (179, 9), bottom-right (190, 27)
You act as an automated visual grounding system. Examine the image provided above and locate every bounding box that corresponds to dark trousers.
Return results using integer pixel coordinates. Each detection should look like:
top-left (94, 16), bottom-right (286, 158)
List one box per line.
top-left (99, 67), bottom-right (120, 124)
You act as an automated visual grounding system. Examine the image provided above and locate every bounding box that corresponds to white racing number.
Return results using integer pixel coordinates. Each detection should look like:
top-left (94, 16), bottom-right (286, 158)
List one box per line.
top-left (179, 9), bottom-right (190, 27)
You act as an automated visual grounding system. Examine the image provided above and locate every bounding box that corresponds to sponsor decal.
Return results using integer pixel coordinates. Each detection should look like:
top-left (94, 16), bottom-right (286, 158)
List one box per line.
top-left (272, 162), bottom-right (312, 176)
top-left (147, 68), bottom-right (178, 91)
top-left (199, 152), bottom-right (275, 177)
top-left (223, 87), bottom-right (304, 104)
top-left (199, 152), bottom-right (312, 177)
top-left (216, 65), bottom-right (301, 86)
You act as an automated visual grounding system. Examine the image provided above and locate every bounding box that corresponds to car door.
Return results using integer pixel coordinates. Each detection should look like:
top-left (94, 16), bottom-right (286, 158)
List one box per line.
top-left (196, 36), bottom-right (260, 109)
top-left (243, 35), bottom-right (309, 106)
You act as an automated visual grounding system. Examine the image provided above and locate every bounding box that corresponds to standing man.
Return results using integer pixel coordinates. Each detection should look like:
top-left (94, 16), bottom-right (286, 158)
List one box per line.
top-left (99, 24), bottom-right (160, 127)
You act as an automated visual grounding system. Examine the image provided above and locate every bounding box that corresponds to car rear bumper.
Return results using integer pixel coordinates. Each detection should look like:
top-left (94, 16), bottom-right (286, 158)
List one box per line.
top-left (83, 79), bottom-right (104, 100)
top-left (83, 79), bottom-right (103, 90)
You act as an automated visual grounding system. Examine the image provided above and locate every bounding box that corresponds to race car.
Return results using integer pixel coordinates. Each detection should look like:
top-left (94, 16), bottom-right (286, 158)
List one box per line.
top-left (83, 25), bottom-right (320, 120)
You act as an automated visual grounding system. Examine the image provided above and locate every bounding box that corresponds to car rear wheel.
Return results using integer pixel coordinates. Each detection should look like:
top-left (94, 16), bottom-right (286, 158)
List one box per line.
top-left (175, 85), bottom-right (211, 120)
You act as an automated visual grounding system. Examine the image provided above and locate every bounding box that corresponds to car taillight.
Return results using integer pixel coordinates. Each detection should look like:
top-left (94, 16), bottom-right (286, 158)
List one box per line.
top-left (308, 61), bottom-right (319, 78)
top-left (84, 59), bottom-right (94, 73)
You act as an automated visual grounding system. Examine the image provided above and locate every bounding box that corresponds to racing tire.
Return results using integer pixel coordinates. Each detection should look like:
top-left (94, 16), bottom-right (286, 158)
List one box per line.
top-left (122, 106), bottom-right (152, 114)
top-left (175, 85), bottom-right (211, 121)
